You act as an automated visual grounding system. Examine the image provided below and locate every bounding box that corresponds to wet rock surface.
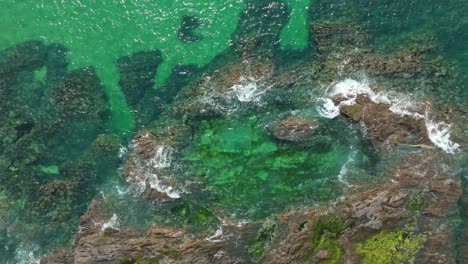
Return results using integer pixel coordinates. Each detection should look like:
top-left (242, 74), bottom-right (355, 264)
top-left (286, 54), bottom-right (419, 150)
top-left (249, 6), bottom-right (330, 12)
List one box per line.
top-left (338, 95), bottom-right (430, 150)
top-left (124, 131), bottom-right (182, 203)
top-left (273, 117), bottom-right (319, 142)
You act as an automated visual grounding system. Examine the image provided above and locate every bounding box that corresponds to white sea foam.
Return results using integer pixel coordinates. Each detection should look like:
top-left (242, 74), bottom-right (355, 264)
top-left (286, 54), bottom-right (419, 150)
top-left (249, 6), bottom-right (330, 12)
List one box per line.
top-left (337, 150), bottom-right (356, 187)
top-left (213, 251), bottom-right (228, 259)
top-left (14, 243), bottom-right (40, 264)
top-left (147, 173), bottom-right (181, 199)
top-left (316, 79), bottom-right (389, 120)
top-left (316, 98), bottom-right (340, 119)
top-left (425, 117), bottom-right (460, 154)
top-left (206, 226), bottom-right (224, 243)
top-left (101, 213), bottom-right (120, 231)
top-left (126, 140), bottom-right (181, 199)
top-left (150, 146), bottom-right (173, 169)
top-left (236, 219), bottom-right (251, 227)
top-left (328, 79), bottom-right (390, 105)
top-left (229, 76), bottom-right (267, 102)
top-left (115, 185), bottom-right (127, 195)
top-left (118, 145), bottom-right (128, 158)
top-left (388, 98), bottom-right (425, 119)
top-left (317, 78), bottom-right (460, 155)
top-left (199, 88), bottom-right (239, 115)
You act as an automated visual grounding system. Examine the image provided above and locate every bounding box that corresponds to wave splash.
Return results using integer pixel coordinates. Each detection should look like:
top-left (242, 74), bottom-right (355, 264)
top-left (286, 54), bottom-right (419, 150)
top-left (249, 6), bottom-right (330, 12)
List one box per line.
top-left (317, 78), bottom-right (460, 154)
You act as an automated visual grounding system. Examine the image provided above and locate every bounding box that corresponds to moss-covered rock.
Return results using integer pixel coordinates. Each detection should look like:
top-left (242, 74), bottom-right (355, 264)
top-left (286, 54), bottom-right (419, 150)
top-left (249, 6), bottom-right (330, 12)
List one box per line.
top-left (247, 219), bottom-right (277, 261)
top-left (356, 229), bottom-right (426, 264)
top-left (306, 217), bottom-right (351, 264)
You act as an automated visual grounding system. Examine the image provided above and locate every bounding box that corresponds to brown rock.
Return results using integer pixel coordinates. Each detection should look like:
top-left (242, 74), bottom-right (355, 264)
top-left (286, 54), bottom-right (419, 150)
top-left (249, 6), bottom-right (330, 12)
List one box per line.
top-left (273, 117), bottom-right (319, 142)
top-left (40, 249), bottom-right (74, 264)
top-left (124, 131), bottom-right (181, 202)
top-left (340, 104), bottom-right (363, 121)
top-left (339, 95), bottom-right (430, 150)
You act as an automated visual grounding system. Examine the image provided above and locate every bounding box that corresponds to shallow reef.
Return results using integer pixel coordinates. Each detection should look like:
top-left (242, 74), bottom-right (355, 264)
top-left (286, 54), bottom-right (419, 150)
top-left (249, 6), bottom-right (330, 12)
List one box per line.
top-left (1, 0), bottom-right (468, 263)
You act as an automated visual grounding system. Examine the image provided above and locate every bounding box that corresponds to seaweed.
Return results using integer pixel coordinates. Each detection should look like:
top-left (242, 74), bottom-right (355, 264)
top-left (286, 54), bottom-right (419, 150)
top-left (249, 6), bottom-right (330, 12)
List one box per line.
top-left (356, 229), bottom-right (426, 264)
top-left (247, 219), bottom-right (277, 261)
top-left (305, 217), bottom-right (351, 264)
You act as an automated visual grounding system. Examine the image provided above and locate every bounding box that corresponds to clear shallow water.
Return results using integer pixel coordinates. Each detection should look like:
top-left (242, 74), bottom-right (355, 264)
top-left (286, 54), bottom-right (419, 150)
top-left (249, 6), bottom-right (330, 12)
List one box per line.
top-left (0, 0), bottom-right (467, 263)
top-left (0, 0), bottom-right (313, 134)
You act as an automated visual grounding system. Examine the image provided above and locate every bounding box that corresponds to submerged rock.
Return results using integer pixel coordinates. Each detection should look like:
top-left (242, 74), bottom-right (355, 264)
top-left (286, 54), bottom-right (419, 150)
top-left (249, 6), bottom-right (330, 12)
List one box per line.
top-left (273, 116), bottom-right (319, 142)
top-left (52, 67), bottom-right (108, 120)
top-left (0, 40), bottom-right (48, 75)
top-left (117, 50), bottom-right (163, 109)
top-left (177, 15), bottom-right (203, 44)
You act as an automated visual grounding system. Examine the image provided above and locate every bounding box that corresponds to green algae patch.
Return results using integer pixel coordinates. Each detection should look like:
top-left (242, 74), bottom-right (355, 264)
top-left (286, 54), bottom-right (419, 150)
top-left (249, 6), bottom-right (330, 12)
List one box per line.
top-left (171, 203), bottom-right (191, 219)
top-left (189, 208), bottom-right (216, 226)
top-left (182, 116), bottom-right (350, 217)
top-left (34, 66), bottom-right (47, 82)
top-left (247, 219), bottom-right (277, 261)
top-left (405, 193), bottom-right (425, 214)
top-left (356, 229), bottom-right (426, 264)
top-left (305, 217), bottom-right (350, 264)
top-left (38, 165), bottom-right (59, 175)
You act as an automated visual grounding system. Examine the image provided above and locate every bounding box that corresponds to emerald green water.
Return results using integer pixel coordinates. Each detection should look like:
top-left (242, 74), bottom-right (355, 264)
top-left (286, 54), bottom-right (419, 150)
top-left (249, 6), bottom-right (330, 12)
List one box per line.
top-left (0, 0), bottom-right (313, 134)
top-left (182, 116), bottom-right (355, 218)
top-left (1, 0), bottom-right (467, 263)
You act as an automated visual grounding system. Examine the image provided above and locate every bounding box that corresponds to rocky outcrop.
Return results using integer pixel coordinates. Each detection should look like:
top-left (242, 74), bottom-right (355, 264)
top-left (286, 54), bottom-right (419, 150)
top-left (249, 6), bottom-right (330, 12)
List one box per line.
top-left (337, 95), bottom-right (430, 149)
top-left (124, 131), bottom-right (183, 202)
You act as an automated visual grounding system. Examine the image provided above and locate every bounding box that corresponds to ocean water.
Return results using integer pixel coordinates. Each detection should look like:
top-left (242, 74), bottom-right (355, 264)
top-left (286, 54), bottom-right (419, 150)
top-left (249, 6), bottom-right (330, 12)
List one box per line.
top-left (0, 0), bottom-right (467, 263)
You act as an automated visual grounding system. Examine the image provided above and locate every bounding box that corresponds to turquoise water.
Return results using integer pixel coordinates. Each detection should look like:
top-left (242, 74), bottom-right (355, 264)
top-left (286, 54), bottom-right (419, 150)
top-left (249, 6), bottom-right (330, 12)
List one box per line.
top-left (0, 0), bottom-right (467, 263)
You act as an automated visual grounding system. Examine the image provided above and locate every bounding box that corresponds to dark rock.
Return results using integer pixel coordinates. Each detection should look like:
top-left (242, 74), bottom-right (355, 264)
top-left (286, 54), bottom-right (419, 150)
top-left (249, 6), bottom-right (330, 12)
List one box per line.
top-left (40, 249), bottom-right (74, 264)
top-left (312, 21), bottom-right (371, 55)
top-left (360, 51), bottom-right (421, 76)
top-left (52, 67), bottom-right (108, 120)
top-left (178, 15), bottom-right (203, 44)
top-left (0, 40), bottom-right (48, 76)
top-left (339, 104), bottom-right (363, 122)
top-left (117, 50), bottom-right (163, 108)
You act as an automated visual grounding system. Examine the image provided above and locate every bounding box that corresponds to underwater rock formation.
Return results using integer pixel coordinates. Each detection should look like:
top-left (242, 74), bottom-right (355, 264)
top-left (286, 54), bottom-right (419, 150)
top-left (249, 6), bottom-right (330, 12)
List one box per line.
top-left (52, 67), bottom-right (108, 120)
top-left (273, 116), bottom-right (319, 142)
top-left (117, 50), bottom-right (163, 108)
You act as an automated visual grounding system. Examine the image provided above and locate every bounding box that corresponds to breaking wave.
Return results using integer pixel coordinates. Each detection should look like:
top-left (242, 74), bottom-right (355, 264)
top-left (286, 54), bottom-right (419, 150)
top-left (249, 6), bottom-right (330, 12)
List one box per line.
top-left (317, 78), bottom-right (460, 154)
